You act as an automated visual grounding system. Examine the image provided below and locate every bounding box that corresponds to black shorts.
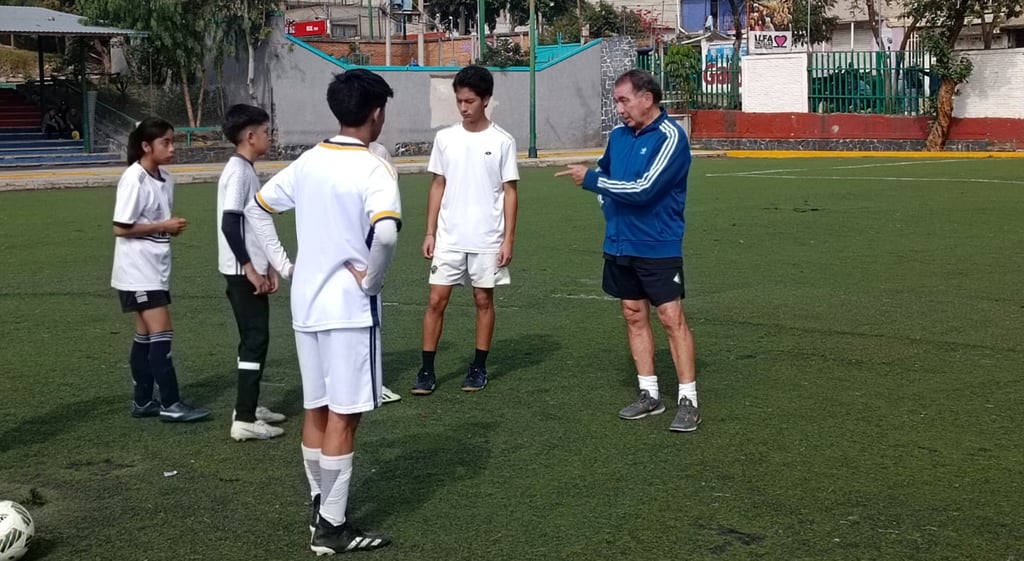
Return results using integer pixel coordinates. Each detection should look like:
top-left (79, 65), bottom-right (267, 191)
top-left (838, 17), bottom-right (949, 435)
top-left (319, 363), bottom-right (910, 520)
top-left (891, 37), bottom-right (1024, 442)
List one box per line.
top-left (602, 254), bottom-right (685, 306)
top-left (118, 290), bottom-right (171, 313)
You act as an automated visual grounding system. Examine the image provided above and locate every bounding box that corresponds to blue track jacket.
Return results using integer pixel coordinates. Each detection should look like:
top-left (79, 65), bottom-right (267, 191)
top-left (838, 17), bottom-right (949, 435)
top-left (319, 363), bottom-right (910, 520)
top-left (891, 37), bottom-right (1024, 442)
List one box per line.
top-left (582, 108), bottom-right (691, 259)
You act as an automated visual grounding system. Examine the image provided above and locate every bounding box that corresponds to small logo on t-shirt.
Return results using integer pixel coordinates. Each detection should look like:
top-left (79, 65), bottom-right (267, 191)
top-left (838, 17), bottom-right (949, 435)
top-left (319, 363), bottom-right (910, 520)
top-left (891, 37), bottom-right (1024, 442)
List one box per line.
top-left (640, 147), bottom-right (648, 155)
top-left (485, 151), bottom-right (492, 155)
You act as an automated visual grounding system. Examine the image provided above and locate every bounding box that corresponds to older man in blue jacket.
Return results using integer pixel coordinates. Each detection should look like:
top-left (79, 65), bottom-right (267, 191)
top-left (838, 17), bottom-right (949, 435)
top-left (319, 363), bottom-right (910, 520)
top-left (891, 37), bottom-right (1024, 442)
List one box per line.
top-left (557, 69), bottom-right (699, 432)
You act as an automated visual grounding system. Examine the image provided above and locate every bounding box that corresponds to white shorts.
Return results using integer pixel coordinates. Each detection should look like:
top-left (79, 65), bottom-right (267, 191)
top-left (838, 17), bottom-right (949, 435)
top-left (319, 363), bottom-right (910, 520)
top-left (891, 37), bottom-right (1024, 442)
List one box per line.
top-left (294, 327), bottom-right (382, 414)
top-left (429, 248), bottom-right (511, 288)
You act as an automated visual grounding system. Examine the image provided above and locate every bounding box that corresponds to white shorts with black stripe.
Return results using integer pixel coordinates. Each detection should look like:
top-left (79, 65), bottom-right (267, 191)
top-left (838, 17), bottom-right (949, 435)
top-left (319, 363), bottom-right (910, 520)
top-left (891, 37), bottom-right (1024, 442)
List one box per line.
top-left (295, 327), bottom-right (382, 414)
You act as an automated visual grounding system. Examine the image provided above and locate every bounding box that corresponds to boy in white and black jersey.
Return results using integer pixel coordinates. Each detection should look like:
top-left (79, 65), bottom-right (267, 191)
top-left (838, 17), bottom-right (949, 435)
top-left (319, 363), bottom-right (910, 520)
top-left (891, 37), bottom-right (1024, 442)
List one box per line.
top-left (245, 69), bottom-right (400, 554)
top-left (112, 118), bottom-right (209, 423)
top-left (412, 65), bottom-right (520, 395)
top-left (217, 104), bottom-right (292, 442)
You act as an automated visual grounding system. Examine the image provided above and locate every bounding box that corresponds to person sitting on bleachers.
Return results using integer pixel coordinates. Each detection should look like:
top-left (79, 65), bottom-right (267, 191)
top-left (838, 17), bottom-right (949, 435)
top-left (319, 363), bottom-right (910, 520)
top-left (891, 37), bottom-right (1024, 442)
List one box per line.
top-left (42, 107), bottom-right (67, 139)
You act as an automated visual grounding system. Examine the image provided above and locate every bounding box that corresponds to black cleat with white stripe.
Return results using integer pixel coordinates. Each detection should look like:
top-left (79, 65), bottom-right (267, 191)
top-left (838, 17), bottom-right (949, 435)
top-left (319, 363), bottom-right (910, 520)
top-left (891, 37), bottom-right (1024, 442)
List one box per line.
top-left (310, 516), bottom-right (391, 555)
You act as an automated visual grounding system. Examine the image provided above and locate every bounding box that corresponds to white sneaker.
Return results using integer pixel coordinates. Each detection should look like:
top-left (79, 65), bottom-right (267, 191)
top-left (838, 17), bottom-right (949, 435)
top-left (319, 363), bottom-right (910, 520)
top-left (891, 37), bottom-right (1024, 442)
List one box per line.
top-left (381, 386), bottom-right (401, 404)
top-left (230, 420), bottom-right (284, 441)
top-left (233, 406), bottom-right (287, 424)
top-left (256, 405), bottom-right (287, 423)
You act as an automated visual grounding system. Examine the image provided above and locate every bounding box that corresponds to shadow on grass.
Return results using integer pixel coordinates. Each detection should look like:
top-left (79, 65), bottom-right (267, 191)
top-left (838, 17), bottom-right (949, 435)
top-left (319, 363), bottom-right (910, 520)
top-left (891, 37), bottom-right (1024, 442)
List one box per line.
top-left (386, 332), bottom-right (561, 388)
top-left (350, 420), bottom-right (497, 527)
top-left (0, 373), bottom-right (234, 455)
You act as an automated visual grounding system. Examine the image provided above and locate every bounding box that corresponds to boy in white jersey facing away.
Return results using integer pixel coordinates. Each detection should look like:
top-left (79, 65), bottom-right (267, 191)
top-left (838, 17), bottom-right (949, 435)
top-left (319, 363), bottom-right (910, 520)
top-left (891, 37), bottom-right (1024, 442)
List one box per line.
top-left (244, 69), bottom-right (399, 554)
top-left (112, 118), bottom-right (209, 423)
top-left (217, 104), bottom-right (292, 442)
top-left (412, 65), bottom-right (520, 395)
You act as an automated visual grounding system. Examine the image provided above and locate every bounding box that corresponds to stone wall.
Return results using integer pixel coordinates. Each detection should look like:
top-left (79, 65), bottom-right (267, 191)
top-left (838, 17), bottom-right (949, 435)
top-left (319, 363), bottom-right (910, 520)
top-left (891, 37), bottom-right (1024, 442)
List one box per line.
top-left (599, 36), bottom-right (637, 137)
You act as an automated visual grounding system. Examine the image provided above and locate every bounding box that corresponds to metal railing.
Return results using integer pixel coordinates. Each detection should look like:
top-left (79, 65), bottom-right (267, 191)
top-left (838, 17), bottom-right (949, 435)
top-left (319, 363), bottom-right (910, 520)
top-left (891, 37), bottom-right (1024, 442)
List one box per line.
top-left (639, 51), bottom-right (742, 111)
top-left (808, 50), bottom-right (937, 116)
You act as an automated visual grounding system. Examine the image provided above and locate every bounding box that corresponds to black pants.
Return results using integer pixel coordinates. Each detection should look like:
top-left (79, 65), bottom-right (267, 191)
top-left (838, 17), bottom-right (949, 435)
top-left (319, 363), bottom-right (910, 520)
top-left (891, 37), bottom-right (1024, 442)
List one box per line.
top-left (225, 275), bottom-right (270, 423)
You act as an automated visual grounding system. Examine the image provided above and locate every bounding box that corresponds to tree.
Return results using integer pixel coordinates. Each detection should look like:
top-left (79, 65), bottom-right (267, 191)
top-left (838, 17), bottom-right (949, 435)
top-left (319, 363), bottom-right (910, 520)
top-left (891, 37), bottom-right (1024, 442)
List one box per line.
top-left (971, 0), bottom-right (1023, 49)
top-left (217, 0), bottom-right (278, 103)
top-left (902, 0), bottom-right (977, 151)
top-left (790, 0), bottom-right (839, 47)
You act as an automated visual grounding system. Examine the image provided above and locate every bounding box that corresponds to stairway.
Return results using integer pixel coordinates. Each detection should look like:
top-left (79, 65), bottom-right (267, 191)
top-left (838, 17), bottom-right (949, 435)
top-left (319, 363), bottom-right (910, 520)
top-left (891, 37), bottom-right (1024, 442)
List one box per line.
top-left (0, 89), bottom-right (120, 168)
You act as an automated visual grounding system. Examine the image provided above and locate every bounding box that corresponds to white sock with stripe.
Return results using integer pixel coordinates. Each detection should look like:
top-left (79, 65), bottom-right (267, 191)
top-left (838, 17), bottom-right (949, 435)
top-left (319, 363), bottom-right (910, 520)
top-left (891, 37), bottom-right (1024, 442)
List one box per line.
top-left (301, 445), bottom-right (322, 500)
top-left (638, 375), bottom-right (659, 400)
top-left (318, 452), bottom-right (353, 526)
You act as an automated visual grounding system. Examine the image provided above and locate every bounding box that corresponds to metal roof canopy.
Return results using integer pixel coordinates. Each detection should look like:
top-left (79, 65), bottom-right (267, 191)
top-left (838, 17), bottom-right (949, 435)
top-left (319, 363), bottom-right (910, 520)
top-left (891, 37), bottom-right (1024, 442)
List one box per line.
top-left (0, 6), bottom-right (147, 37)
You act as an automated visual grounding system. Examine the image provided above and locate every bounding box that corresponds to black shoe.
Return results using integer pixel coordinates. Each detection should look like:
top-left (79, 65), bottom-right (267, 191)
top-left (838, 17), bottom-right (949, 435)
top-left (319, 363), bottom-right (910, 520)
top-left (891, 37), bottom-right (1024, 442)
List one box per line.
top-left (309, 494), bottom-right (321, 535)
top-left (130, 400), bottom-right (161, 418)
top-left (461, 364), bottom-right (488, 392)
top-left (411, 368), bottom-right (436, 395)
top-left (159, 401), bottom-right (211, 423)
top-left (310, 516), bottom-right (391, 555)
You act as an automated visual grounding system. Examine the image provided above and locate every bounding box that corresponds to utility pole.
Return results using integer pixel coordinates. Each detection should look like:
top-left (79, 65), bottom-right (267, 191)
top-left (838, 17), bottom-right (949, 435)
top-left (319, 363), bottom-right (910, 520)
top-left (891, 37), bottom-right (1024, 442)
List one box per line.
top-left (529, 0), bottom-right (537, 157)
top-left (477, 0), bottom-right (486, 58)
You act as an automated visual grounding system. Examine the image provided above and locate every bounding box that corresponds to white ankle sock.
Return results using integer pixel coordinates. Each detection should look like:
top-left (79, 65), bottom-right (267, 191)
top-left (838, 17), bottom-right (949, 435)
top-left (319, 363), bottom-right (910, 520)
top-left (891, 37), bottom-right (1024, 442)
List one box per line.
top-left (638, 375), bottom-right (659, 400)
top-left (318, 453), bottom-right (354, 526)
top-left (301, 445), bottom-right (322, 500)
top-left (678, 382), bottom-right (697, 407)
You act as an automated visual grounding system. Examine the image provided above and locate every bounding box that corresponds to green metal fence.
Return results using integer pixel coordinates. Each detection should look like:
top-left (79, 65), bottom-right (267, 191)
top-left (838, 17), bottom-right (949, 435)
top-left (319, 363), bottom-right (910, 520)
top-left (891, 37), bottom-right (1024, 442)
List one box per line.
top-left (808, 50), bottom-right (936, 116)
top-left (638, 51), bottom-right (742, 111)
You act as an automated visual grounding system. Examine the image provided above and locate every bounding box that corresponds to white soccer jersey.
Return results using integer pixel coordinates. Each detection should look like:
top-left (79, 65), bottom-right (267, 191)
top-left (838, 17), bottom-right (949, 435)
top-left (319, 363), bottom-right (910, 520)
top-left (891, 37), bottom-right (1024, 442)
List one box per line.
top-left (427, 122), bottom-right (519, 253)
top-left (217, 155), bottom-right (272, 275)
top-left (253, 135), bottom-right (402, 331)
top-left (111, 162), bottom-right (174, 291)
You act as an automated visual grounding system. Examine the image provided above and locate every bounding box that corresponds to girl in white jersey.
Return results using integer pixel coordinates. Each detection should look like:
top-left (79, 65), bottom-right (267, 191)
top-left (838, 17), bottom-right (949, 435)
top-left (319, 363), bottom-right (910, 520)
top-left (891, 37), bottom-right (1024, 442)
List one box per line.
top-left (111, 118), bottom-right (209, 423)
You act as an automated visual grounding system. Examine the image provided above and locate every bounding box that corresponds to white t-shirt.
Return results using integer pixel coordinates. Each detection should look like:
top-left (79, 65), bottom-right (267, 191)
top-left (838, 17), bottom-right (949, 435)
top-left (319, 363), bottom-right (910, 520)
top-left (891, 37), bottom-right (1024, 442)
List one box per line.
top-left (427, 122), bottom-right (519, 253)
top-left (111, 162), bottom-right (174, 291)
top-left (217, 154), bottom-right (272, 275)
top-left (254, 135), bottom-right (402, 331)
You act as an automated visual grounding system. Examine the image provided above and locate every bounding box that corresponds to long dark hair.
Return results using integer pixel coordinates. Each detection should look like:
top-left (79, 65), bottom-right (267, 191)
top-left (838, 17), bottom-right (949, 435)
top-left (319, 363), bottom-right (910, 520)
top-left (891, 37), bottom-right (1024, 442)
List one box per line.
top-left (126, 118), bottom-right (174, 165)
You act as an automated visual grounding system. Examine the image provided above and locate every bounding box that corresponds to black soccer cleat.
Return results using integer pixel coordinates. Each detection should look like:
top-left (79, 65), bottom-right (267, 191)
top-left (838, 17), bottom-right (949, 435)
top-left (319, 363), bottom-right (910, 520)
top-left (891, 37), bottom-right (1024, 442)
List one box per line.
top-left (310, 516), bottom-right (391, 555)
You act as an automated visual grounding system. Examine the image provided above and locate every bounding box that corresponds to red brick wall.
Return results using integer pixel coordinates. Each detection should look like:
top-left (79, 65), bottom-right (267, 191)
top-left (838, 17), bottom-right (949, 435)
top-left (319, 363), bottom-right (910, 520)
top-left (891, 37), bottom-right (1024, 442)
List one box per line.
top-left (308, 35), bottom-right (529, 67)
top-left (691, 110), bottom-right (1024, 144)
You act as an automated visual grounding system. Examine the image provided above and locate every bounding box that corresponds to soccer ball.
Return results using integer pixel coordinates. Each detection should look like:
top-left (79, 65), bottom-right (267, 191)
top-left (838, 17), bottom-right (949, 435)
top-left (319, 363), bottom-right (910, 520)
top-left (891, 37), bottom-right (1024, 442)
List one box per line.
top-left (0, 501), bottom-right (34, 561)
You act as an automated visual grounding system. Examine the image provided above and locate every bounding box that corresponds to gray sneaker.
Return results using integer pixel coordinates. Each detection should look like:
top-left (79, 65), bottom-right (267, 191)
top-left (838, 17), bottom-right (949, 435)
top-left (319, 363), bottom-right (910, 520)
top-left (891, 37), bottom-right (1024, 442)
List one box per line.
top-left (669, 396), bottom-right (701, 432)
top-left (618, 390), bottom-right (665, 420)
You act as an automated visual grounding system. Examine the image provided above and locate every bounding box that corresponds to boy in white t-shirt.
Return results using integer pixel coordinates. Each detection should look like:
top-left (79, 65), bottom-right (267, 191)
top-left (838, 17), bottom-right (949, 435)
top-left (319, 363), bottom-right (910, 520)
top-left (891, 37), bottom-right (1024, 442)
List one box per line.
top-left (244, 69), bottom-right (399, 554)
top-left (217, 104), bottom-right (292, 441)
top-left (412, 65), bottom-right (520, 395)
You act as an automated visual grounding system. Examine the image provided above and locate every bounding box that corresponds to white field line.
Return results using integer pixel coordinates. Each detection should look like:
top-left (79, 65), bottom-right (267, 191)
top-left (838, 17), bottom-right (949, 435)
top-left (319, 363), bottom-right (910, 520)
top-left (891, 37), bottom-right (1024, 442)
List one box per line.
top-left (706, 158), bottom-right (962, 178)
top-left (717, 174), bottom-right (1024, 186)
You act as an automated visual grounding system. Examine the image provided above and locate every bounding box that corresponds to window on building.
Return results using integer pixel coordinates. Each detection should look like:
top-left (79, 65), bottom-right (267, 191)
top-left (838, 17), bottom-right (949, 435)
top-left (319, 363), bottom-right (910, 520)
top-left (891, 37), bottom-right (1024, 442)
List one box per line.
top-left (332, 24), bottom-right (358, 38)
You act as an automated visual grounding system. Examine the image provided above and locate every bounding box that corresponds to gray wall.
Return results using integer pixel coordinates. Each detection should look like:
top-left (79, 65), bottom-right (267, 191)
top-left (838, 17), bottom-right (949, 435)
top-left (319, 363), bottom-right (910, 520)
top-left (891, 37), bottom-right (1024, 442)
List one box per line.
top-left (258, 25), bottom-right (605, 154)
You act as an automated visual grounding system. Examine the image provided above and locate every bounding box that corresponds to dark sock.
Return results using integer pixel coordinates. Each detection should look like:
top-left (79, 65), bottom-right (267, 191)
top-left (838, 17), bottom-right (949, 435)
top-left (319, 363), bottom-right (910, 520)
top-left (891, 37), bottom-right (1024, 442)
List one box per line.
top-left (421, 350), bottom-right (436, 373)
top-left (148, 331), bottom-right (181, 406)
top-left (130, 334), bottom-right (154, 405)
top-left (235, 362), bottom-right (262, 423)
top-left (473, 348), bottom-right (489, 369)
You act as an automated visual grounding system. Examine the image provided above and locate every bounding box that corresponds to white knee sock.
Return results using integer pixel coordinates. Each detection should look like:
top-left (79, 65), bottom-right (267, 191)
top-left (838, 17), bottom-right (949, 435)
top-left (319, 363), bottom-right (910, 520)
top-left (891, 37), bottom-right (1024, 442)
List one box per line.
top-left (638, 375), bottom-right (659, 400)
top-left (318, 453), bottom-right (354, 526)
top-left (301, 445), bottom-right (322, 500)
top-left (678, 382), bottom-right (698, 407)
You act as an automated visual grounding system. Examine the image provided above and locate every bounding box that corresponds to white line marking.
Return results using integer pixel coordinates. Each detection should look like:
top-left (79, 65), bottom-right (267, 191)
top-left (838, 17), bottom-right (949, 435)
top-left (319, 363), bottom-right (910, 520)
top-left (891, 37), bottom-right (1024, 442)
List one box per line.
top-left (706, 158), bottom-right (962, 178)
top-left (715, 174), bottom-right (1024, 185)
top-left (553, 294), bottom-right (618, 301)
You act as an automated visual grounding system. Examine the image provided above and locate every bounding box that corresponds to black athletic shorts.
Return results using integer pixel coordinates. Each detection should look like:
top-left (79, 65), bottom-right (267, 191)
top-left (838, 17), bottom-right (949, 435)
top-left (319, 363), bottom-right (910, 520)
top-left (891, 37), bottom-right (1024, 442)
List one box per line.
top-left (118, 290), bottom-right (171, 313)
top-left (602, 253), bottom-right (684, 306)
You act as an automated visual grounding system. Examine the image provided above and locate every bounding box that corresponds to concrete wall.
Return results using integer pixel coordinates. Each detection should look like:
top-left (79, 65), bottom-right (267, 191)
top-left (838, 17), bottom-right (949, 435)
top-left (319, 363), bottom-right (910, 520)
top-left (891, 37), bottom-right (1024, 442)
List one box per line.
top-left (263, 26), bottom-right (604, 153)
top-left (954, 48), bottom-right (1024, 119)
top-left (741, 52), bottom-right (808, 113)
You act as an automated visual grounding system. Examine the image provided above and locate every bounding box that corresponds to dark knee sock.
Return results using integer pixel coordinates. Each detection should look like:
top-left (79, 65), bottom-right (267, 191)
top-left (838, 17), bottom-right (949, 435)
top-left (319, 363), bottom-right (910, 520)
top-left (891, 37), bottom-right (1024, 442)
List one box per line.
top-left (148, 331), bottom-right (181, 406)
top-left (130, 334), bottom-right (154, 405)
top-left (422, 350), bottom-right (436, 373)
top-left (472, 348), bottom-right (489, 369)
top-left (235, 359), bottom-right (262, 423)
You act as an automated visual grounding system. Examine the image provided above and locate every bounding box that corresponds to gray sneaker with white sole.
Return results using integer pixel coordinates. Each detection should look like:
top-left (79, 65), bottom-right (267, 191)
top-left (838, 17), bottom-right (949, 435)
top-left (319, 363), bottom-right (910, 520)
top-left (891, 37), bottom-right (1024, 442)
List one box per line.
top-left (618, 390), bottom-right (666, 420)
top-left (669, 396), bottom-right (701, 432)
